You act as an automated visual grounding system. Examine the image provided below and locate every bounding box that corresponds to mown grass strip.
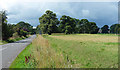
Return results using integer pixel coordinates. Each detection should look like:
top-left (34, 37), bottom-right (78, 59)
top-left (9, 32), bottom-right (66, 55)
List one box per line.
top-left (9, 43), bottom-right (35, 68)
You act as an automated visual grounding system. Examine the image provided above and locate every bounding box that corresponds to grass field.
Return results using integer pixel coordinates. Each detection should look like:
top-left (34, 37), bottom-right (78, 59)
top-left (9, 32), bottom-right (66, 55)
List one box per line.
top-left (10, 34), bottom-right (118, 68)
top-left (45, 34), bottom-right (118, 68)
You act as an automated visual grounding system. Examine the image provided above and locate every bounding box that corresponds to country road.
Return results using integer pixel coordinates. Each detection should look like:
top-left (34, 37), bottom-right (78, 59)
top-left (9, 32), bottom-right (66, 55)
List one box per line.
top-left (0, 35), bottom-right (36, 69)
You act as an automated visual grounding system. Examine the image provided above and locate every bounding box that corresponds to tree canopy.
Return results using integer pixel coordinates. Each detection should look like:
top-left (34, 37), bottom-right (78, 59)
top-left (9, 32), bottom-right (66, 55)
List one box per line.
top-left (0, 10), bottom-right (35, 41)
top-left (0, 10), bottom-right (14, 40)
top-left (77, 19), bottom-right (99, 34)
top-left (101, 25), bottom-right (109, 33)
top-left (36, 10), bottom-right (120, 35)
top-left (1, 9), bottom-right (120, 41)
top-left (14, 21), bottom-right (34, 37)
top-left (110, 24), bottom-right (120, 34)
top-left (39, 10), bottom-right (59, 35)
top-left (59, 15), bottom-right (76, 34)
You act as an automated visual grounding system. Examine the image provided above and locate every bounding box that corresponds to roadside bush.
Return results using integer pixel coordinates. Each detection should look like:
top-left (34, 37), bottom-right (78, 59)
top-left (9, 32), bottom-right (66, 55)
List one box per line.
top-left (21, 36), bottom-right (26, 39)
top-left (12, 32), bottom-right (19, 39)
top-left (7, 39), bottom-right (16, 43)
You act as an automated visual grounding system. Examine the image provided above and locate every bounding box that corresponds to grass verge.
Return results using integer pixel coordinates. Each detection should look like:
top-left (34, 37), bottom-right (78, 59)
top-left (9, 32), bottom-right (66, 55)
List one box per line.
top-left (9, 43), bottom-right (36, 68)
top-left (10, 35), bottom-right (71, 68)
top-left (1, 35), bottom-right (31, 45)
top-left (10, 34), bottom-right (118, 68)
top-left (0, 40), bottom-right (7, 45)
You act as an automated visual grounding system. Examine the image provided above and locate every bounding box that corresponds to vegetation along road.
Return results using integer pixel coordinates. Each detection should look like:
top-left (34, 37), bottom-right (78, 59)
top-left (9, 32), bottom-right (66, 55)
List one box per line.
top-left (1, 35), bottom-right (36, 68)
top-left (10, 34), bottom-right (118, 68)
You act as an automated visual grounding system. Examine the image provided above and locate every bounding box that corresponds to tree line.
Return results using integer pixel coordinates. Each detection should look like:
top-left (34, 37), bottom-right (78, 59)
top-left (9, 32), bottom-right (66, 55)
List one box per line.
top-left (0, 10), bottom-right (120, 41)
top-left (37, 10), bottom-right (120, 35)
top-left (0, 11), bottom-right (35, 41)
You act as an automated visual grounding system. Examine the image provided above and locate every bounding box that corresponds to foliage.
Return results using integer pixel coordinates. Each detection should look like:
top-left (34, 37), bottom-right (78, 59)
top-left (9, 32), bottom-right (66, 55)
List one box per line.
top-left (87, 22), bottom-right (99, 34)
top-left (7, 37), bottom-right (23, 43)
top-left (14, 21), bottom-right (34, 37)
top-left (12, 32), bottom-right (19, 38)
top-left (10, 35), bottom-right (69, 68)
top-left (19, 29), bottom-right (28, 37)
top-left (36, 10), bottom-right (120, 35)
top-left (0, 10), bottom-right (14, 40)
top-left (1, 9), bottom-right (120, 41)
top-left (38, 10), bottom-right (59, 35)
top-left (0, 40), bottom-right (7, 45)
top-left (59, 15), bottom-right (76, 34)
top-left (1, 10), bottom-right (34, 41)
top-left (110, 24), bottom-right (120, 34)
top-left (101, 25), bottom-right (109, 33)
top-left (77, 19), bottom-right (99, 34)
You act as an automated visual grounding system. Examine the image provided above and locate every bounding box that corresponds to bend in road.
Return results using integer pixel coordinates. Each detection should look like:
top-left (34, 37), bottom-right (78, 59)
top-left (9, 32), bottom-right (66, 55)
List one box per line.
top-left (0, 35), bottom-right (36, 69)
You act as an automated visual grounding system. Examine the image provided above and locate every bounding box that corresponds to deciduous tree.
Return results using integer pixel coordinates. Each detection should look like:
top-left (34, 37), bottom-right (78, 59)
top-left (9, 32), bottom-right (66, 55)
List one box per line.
top-left (59, 15), bottom-right (76, 34)
top-left (110, 24), bottom-right (120, 34)
top-left (39, 10), bottom-right (59, 35)
top-left (101, 25), bottom-right (109, 33)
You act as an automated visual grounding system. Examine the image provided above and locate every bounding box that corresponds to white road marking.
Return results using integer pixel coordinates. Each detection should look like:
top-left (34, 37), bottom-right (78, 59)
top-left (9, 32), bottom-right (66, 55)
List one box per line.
top-left (0, 47), bottom-right (7, 51)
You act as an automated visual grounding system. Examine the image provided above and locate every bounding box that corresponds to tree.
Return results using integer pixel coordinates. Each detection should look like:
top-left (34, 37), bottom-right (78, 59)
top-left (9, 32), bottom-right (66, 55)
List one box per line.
top-left (117, 28), bottom-right (120, 34)
top-left (7, 24), bottom-right (15, 37)
top-left (110, 24), bottom-right (120, 34)
top-left (59, 15), bottom-right (76, 34)
top-left (101, 25), bottom-right (109, 33)
top-left (0, 11), bottom-right (2, 40)
top-left (39, 10), bottom-right (59, 35)
top-left (14, 21), bottom-right (33, 37)
top-left (0, 10), bottom-right (13, 40)
top-left (87, 22), bottom-right (99, 34)
top-left (110, 24), bottom-right (116, 33)
top-left (77, 19), bottom-right (99, 34)
top-left (78, 19), bottom-right (89, 33)
top-left (20, 29), bottom-right (28, 37)
top-left (73, 18), bottom-right (79, 33)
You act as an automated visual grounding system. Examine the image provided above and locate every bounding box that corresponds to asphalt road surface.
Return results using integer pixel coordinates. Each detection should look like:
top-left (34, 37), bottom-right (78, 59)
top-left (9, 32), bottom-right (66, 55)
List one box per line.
top-left (0, 35), bottom-right (36, 69)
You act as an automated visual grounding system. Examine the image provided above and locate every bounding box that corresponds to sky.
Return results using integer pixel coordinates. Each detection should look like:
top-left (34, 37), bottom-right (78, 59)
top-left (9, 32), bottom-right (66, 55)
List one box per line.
top-left (0, 0), bottom-right (119, 28)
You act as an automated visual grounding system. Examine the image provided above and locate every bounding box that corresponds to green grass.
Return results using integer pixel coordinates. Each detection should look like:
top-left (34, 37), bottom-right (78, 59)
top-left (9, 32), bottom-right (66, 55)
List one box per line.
top-left (0, 40), bottom-right (7, 45)
top-left (44, 34), bottom-right (118, 68)
top-left (7, 37), bottom-right (24, 43)
top-left (9, 44), bottom-right (36, 68)
top-left (10, 34), bottom-right (118, 68)
top-left (1, 35), bottom-right (30, 45)
top-left (0, 37), bottom-right (24, 45)
top-left (10, 35), bottom-right (68, 68)
top-left (97, 34), bottom-right (118, 36)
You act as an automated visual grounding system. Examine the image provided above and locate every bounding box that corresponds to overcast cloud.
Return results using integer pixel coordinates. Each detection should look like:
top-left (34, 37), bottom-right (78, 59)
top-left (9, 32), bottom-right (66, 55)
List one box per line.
top-left (0, 0), bottom-right (118, 27)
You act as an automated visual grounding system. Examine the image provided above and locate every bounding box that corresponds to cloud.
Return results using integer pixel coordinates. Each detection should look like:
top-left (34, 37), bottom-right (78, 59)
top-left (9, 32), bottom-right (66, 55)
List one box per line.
top-left (82, 10), bottom-right (90, 17)
top-left (0, 0), bottom-right (119, 3)
top-left (0, 1), bottom-right (118, 27)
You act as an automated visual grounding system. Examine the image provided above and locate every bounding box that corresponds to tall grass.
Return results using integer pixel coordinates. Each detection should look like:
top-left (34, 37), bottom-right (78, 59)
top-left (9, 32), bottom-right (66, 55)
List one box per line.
top-left (11, 34), bottom-right (117, 68)
top-left (31, 35), bottom-right (70, 68)
top-left (46, 34), bottom-right (118, 68)
top-left (10, 35), bottom-right (73, 68)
